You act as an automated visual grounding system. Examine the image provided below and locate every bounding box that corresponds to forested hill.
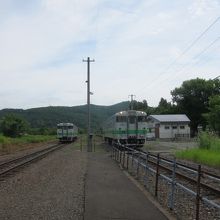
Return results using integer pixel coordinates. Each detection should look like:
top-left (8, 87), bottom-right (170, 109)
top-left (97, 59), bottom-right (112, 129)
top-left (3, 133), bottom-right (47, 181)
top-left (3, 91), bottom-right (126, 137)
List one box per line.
top-left (0, 101), bottom-right (129, 131)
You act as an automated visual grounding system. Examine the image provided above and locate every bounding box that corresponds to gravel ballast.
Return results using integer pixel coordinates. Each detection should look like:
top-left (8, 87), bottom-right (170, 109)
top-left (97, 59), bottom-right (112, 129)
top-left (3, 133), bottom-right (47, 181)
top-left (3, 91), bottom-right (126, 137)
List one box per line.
top-left (0, 144), bottom-right (87, 220)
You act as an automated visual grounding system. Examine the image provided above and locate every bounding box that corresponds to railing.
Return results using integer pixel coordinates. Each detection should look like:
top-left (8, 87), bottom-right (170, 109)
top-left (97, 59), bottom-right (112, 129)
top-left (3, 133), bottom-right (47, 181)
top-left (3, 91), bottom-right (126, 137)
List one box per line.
top-left (110, 145), bottom-right (220, 220)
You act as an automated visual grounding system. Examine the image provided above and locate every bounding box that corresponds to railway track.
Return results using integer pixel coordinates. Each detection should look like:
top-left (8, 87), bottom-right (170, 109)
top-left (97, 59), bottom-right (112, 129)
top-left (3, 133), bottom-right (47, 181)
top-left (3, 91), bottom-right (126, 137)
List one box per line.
top-left (0, 143), bottom-right (67, 179)
top-left (111, 144), bottom-right (220, 219)
top-left (136, 148), bottom-right (220, 197)
top-left (112, 144), bottom-right (220, 205)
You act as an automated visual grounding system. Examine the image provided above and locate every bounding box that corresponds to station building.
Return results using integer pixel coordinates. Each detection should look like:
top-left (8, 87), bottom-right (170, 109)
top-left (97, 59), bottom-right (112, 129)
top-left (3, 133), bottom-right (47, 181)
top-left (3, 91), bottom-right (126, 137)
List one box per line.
top-left (146, 114), bottom-right (191, 140)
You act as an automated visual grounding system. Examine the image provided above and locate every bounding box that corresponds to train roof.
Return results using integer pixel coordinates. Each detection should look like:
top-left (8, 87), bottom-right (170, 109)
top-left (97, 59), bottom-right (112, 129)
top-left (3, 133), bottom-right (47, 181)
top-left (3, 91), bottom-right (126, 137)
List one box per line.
top-left (115, 110), bottom-right (147, 116)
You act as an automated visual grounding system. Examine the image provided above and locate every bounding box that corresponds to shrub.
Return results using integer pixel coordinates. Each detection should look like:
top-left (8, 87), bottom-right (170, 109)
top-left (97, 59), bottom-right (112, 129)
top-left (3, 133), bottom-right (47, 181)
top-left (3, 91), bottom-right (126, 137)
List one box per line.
top-left (0, 114), bottom-right (29, 138)
top-left (198, 132), bottom-right (211, 149)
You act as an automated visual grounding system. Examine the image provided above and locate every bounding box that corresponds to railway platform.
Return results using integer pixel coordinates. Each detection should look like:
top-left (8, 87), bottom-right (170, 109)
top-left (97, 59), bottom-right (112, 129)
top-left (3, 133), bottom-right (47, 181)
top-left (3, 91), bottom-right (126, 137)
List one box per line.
top-left (84, 151), bottom-right (169, 220)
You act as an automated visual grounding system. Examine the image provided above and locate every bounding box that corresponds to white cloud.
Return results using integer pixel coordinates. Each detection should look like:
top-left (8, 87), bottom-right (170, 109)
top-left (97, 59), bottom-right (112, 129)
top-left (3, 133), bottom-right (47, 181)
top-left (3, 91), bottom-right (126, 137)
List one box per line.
top-left (188, 0), bottom-right (220, 17)
top-left (0, 0), bottom-right (220, 109)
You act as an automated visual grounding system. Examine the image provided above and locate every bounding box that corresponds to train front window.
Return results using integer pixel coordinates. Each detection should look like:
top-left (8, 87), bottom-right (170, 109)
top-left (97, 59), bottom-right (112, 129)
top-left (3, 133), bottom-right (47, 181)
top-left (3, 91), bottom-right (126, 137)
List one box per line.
top-left (137, 116), bottom-right (146, 122)
top-left (116, 116), bottom-right (126, 122)
top-left (129, 116), bottom-right (136, 124)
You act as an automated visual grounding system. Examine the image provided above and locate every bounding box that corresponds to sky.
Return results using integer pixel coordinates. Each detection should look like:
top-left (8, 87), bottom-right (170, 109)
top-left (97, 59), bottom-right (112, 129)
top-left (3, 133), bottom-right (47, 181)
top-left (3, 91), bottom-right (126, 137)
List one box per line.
top-left (0, 0), bottom-right (220, 109)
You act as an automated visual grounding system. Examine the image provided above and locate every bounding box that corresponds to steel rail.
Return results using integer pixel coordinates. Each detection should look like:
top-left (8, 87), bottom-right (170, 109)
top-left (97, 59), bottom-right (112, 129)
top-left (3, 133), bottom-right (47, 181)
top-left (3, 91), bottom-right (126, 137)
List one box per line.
top-left (145, 157), bottom-right (220, 196)
top-left (118, 145), bottom-right (220, 196)
top-left (0, 143), bottom-right (60, 168)
top-left (139, 149), bottom-right (220, 181)
top-left (0, 143), bottom-right (67, 177)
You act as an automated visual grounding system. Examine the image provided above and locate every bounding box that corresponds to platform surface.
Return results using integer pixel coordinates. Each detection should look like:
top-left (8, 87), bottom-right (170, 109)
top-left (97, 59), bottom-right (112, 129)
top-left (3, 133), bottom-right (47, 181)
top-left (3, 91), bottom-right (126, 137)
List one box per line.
top-left (84, 152), bottom-right (168, 220)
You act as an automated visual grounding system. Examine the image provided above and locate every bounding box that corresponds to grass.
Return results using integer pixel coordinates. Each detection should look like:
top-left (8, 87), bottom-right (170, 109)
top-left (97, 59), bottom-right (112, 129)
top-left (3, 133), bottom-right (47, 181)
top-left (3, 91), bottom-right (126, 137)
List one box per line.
top-left (0, 134), bottom-right (56, 144)
top-left (176, 132), bottom-right (220, 167)
top-left (0, 134), bottom-right (56, 154)
top-left (176, 149), bottom-right (220, 167)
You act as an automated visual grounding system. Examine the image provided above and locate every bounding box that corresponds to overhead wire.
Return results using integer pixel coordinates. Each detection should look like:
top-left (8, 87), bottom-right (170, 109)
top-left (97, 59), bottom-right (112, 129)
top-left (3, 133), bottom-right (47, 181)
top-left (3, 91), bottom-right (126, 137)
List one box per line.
top-left (135, 16), bottom-right (220, 96)
top-left (142, 36), bottom-right (220, 92)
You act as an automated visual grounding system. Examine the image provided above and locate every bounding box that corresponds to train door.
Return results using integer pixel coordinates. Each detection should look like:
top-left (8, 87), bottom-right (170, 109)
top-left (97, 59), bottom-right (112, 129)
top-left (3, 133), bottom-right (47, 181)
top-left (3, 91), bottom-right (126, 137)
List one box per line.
top-left (127, 115), bottom-right (137, 144)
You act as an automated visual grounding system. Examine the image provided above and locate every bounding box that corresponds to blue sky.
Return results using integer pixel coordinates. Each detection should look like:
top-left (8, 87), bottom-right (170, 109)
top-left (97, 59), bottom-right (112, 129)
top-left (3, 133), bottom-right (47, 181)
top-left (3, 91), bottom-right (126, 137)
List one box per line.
top-left (0, 0), bottom-right (220, 109)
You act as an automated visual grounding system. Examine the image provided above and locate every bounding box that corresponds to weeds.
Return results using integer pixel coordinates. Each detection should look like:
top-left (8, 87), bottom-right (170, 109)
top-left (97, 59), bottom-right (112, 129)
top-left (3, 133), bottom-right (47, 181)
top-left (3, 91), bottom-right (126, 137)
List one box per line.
top-left (0, 134), bottom-right (56, 154)
top-left (176, 132), bottom-right (220, 167)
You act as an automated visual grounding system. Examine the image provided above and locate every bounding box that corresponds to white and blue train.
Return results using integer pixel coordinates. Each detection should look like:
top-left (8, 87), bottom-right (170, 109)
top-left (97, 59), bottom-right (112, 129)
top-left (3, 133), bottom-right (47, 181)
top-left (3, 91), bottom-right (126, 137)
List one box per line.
top-left (57, 123), bottom-right (78, 142)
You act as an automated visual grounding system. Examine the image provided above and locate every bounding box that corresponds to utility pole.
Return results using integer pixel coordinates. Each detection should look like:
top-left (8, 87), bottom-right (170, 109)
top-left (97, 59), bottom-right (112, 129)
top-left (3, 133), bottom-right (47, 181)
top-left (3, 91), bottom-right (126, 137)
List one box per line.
top-left (83, 57), bottom-right (95, 152)
top-left (128, 94), bottom-right (136, 110)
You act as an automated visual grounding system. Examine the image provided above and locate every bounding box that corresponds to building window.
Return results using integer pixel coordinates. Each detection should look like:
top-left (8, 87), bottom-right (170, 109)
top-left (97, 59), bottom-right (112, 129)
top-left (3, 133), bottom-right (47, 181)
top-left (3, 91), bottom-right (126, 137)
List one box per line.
top-left (172, 126), bottom-right (177, 129)
top-left (180, 125), bottom-right (185, 129)
top-left (165, 126), bottom-right (170, 129)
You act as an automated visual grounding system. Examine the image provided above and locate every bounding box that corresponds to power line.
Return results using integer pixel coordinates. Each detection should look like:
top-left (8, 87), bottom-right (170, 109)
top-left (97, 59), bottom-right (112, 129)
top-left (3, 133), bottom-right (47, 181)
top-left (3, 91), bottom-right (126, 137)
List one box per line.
top-left (145, 37), bottom-right (220, 90)
top-left (214, 75), bottom-right (220, 80)
top-left (136, 16), bottom-right (220, 95)
top-left (138, 38), bottom-right (220, 99)
top-left (168, 16), bottom-right (220, 68)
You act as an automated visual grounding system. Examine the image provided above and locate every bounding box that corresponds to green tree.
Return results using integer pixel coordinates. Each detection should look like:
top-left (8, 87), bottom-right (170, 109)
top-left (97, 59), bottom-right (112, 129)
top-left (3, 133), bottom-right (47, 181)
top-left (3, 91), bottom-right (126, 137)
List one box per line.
top-left (155, 98), bottom-right (177, 114)
top-left (130, 99), bottom-right (152, 114)
top-left (207, 95), bottom-right (220, 135)
top-left (0, 114), bottom-right (29, 137)
top-left (171, 78), bottom-right (220, 135)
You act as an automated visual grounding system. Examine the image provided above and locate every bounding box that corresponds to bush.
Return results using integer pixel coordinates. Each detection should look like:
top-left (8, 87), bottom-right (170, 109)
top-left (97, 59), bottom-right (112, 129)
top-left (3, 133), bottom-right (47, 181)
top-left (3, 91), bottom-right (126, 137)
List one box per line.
top-left (29, 127), bottom-right (56, 135)
top-left (198, 132), bottom-right (211, 149)
top-left (0, 135), bottom-right (10, 144)
top-left (176, 132), bottom-right (220, 167)
top-left (0, 114), bottom-right (29, 137)
top-left (198, 132), bottom-right (220, 151)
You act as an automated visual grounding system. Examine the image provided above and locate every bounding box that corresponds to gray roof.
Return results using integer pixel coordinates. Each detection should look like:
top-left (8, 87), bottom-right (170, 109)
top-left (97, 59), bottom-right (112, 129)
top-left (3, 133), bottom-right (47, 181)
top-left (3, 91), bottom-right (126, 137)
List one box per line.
top-left (149, 114), bottom-right (190, 123)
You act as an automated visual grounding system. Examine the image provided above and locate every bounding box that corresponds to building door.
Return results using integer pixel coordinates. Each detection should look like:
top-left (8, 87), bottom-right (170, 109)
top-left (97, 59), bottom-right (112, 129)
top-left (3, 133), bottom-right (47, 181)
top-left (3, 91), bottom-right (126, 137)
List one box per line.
top-left (155, 124), bottom-right (160, 138)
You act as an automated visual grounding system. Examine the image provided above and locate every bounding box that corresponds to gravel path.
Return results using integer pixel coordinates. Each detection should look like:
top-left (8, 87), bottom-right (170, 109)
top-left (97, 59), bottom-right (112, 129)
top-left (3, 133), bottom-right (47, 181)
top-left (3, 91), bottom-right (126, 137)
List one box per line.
top-left (0, 144), bottom-right (87, 220)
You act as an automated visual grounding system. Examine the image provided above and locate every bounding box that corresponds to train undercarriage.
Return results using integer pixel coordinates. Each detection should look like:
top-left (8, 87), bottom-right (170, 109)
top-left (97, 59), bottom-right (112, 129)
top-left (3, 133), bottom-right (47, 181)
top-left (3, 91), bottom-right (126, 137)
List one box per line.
top-left (104, 137), bottom-right (145, 148)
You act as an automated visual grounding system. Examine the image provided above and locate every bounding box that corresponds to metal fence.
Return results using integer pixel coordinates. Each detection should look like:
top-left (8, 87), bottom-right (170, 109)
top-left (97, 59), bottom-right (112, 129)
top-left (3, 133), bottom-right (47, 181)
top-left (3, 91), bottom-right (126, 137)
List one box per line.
top-left (110, 145), bottom-right (220, 220)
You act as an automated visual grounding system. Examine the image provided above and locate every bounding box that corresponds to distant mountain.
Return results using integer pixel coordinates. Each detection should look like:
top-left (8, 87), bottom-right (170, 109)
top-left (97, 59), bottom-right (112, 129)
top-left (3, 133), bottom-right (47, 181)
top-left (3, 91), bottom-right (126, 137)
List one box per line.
top-left (0, 101), bottom-right (129, 131)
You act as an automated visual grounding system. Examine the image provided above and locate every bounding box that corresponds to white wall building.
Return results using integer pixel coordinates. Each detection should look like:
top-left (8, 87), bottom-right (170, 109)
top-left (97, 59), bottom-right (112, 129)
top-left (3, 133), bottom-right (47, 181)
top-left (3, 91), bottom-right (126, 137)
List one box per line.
top-left (147, 114), bottom-right (190, 140)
